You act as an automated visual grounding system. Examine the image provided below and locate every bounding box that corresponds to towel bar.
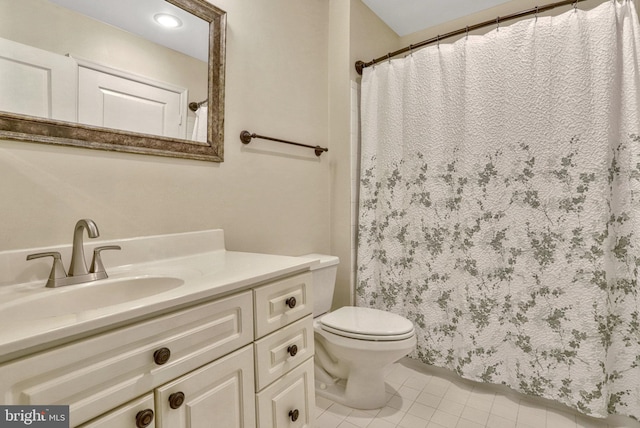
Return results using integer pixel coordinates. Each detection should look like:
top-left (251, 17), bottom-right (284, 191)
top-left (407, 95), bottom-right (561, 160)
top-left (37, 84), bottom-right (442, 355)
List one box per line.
top-left (240, 130), bottom-right (328, 157)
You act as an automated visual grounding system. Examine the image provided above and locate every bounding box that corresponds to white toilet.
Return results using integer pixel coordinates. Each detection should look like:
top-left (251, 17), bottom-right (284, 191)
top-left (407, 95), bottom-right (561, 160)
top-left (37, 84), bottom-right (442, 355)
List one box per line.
top-left (299, 254), bottom-right (417, 410)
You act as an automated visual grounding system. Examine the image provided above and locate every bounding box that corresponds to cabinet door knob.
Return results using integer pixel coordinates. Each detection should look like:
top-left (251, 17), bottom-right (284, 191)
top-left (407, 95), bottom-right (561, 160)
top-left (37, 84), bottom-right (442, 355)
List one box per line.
top-left (287, 344), bottom-right (298, 357)
top-left (135, 409), bottom-right (154, 428)
top-left (169, 391), bottom-right (185, 409)
top-left (285, 297), bottom-right (297, 309)
top-left (153, 347), bottom-right (171, 365)
top-left (289, 409), bottom-right (300, 422)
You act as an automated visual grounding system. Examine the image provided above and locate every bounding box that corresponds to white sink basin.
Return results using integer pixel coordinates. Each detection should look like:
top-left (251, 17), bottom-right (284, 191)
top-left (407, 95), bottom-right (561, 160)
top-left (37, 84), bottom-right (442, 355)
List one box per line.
top-left (0, 276), bottom-right (184, 324)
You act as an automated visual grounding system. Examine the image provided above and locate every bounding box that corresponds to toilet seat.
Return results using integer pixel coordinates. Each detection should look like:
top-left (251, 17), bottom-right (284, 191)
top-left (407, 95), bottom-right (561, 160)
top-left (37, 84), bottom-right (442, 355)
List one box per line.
top-left (319, 307), bottom-right (415, 341)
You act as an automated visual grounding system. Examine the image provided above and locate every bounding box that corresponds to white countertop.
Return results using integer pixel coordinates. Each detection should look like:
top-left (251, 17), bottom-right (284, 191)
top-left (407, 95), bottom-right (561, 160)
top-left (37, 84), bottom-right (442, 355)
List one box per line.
top-left (0, 229), bottom-right (315, 363)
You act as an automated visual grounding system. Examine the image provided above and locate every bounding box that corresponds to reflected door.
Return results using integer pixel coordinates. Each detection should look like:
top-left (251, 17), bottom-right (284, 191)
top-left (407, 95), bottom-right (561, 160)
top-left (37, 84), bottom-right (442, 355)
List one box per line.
top-left (0, 37), bottom-right (77, 121)
top-left (77, 61), bottom-right (187, 139)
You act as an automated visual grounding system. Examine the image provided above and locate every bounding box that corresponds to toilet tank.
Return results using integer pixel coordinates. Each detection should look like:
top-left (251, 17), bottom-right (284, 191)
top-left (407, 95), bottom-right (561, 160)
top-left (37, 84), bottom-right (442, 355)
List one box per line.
top-left (298, 254), bottom-right (339, 317)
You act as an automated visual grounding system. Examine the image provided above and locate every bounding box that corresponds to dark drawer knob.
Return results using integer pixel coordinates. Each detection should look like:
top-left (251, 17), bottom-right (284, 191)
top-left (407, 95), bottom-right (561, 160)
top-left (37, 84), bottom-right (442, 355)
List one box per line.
top-left (289, 409), bottom-right (299, 422)
top-left (285, 297), bottom-right (297, 309)
top-left (169, 391), bottom-right (185, 409)
top-left (135, 409), bottom-right (154, 428)
top-left (153, 347), bottom-right (171, 365)
top-left (287, 344), bottom-right (298, 357)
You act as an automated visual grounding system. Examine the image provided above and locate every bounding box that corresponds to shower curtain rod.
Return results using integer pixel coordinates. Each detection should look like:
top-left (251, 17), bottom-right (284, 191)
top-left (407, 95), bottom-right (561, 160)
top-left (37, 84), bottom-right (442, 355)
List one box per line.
top-left (355, 0), bottom-right (587, 75)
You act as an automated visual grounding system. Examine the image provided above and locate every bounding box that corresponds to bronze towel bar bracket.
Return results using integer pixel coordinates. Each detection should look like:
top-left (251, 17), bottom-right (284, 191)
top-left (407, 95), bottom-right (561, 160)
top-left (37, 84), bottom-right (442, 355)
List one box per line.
top-left (355, 0), bottom-right (586, 75)
top-left (240, 130), bottom-right (328, 157)
top-left (188, 99), bottom-right (208, 112)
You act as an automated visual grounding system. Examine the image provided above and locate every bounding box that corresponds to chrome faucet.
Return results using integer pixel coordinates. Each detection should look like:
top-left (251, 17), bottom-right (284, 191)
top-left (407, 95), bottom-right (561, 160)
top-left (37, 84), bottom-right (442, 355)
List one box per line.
top-left (26, 219), bottom-right (121, 288)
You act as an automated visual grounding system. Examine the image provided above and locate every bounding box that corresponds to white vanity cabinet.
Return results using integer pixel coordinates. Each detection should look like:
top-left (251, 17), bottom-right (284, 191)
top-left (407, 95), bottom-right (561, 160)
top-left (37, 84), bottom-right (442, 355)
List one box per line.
top-left (253, 273), bottom-right (316, 428)
top-left (0, 269), bottom-right (316, 428)
top-left (0, 291), bottom-right (255, 427)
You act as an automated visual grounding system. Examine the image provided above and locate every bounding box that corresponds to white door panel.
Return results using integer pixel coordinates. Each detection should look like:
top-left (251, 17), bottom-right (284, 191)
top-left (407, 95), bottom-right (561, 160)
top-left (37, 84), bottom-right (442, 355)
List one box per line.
top-left (99, 87), bottom-right (167, 136)
top-left (77, 60), bottom-right (187, 139)
top-left (0, 37), bottom-right (77, 121)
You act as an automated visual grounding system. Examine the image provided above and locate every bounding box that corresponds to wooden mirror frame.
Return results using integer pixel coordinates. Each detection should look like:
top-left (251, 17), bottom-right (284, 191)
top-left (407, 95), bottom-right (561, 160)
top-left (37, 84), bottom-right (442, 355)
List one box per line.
top-left (0, 0), bottom-right (226, 162)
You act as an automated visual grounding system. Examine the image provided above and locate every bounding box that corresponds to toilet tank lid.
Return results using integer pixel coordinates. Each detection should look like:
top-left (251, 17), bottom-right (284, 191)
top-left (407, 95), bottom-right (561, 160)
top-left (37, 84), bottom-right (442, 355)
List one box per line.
top-left (297, 253), bottom-right (339, 270)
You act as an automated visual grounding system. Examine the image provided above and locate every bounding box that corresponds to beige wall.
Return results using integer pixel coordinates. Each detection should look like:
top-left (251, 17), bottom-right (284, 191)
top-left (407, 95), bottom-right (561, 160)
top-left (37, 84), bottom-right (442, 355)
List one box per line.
top-left (350, 0), bottom-right (400, 82)
top-left (0, 0), bottom-right (331, 258)
top-left (328, 0), bottom-right (351, 309)
top-left (326, 0), bottom-right (400, 309)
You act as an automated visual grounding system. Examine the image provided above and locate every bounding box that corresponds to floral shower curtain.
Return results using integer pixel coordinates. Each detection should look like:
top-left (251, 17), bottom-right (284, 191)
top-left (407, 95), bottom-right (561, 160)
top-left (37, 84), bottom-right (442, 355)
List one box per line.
top-left (357, 1), bottom-right (640, 420)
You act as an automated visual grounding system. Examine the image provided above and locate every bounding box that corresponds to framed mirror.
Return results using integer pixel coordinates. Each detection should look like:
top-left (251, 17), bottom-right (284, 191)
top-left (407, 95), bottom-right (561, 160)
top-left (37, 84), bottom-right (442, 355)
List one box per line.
top-left (0, 0), bottom-right (226, 162)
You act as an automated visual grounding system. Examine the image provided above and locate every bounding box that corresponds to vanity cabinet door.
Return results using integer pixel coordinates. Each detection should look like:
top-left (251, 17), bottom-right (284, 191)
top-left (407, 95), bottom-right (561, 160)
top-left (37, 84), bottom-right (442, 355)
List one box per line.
top-left (78, 393), bottom-right (155, 428)
top-left (154, 344), bottom-right (256, 428)
top-left (256, 358), bottom-right (315, 428)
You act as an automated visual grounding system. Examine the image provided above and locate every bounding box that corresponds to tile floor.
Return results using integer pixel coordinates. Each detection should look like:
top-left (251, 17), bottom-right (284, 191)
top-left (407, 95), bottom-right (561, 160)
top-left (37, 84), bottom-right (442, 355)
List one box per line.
top-left (314, 357), bottom-right (640, 428)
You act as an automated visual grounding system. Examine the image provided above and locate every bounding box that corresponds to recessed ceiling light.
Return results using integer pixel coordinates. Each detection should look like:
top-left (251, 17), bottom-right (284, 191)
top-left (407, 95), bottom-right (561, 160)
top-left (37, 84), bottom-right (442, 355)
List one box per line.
top-left (154, 13), bottom-right (183, 28)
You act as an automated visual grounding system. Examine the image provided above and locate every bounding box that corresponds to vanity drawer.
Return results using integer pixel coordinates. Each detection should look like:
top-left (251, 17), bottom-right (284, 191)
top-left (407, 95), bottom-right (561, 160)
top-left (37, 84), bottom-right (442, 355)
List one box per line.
top-left (254, 315), bottom-right (314, 391)
top-left (0, 291), bottom-right (253, 427)
top-left (253, 273), bottom-right (312, 338)
top-left (256, 358), bottom-right (315, 428)
top-left (78, 393), bottom-right (155, 428)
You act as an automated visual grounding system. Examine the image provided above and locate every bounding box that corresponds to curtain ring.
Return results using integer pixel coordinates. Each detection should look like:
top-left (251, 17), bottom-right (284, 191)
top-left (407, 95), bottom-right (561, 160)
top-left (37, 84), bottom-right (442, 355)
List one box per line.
top-left (574, 0), bottom-right (578, 12)
top-left (437, 35), bottom-right (440, 49)
top-left (466, 26), bottom-right (469, 40)
top-left (496, 16), bottom-right (500, 31)
top-left (535, 6), bottom-right (539, 22)
top-left (409, 44), bottom-right (414, 57)
top-left (387, 53), bottom-right (392, 64)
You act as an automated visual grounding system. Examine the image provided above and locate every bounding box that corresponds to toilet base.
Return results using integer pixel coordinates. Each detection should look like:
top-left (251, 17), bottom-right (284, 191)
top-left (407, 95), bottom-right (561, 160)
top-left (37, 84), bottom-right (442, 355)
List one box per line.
top-left (313, 314), bottom-right (417, 410)
top-left (315, 378), bottom-right (345, 404)
top-left (314, 367), bottom-right (388, 410)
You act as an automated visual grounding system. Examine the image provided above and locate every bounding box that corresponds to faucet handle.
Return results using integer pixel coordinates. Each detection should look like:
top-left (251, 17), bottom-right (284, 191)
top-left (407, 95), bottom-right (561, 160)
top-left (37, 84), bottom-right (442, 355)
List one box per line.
top-left (90, 245), bottom-right (121, 275)
top-left (26, 251), bottom-right (68, 288)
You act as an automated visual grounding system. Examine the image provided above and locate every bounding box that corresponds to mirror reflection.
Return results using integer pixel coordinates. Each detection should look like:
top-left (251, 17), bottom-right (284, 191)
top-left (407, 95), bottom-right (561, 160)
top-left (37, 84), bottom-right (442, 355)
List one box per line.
top-left (0, 0), bottom-right (225, 162)
top-left (0, 0), bottom-right (209, 142)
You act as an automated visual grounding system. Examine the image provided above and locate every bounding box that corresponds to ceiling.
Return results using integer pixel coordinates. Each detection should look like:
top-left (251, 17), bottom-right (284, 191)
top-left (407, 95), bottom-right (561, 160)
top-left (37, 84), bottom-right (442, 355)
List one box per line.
top-left (50, 0), bottom-right (523, 60)
top-left (362, 0), bottom-right (515, 36)
top-left (49, 0), bottom-right (209, 62)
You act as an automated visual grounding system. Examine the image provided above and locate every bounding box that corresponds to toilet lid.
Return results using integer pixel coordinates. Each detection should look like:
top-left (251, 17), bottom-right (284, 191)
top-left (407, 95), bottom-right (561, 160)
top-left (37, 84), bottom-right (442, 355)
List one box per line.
top-left (320, 307), bottom-right (415, 341)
